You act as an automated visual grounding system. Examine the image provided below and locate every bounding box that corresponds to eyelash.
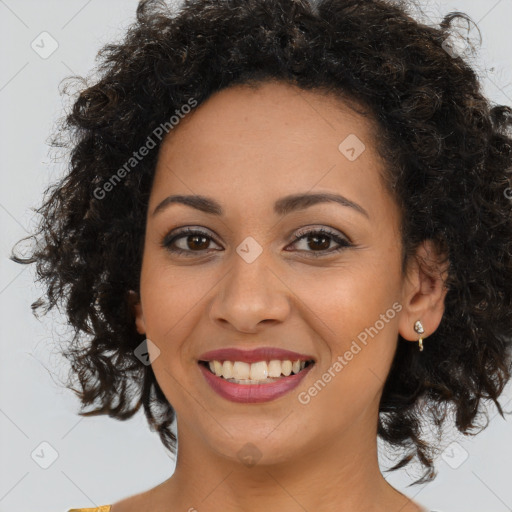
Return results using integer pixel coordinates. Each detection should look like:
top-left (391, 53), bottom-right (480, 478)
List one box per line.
top-left (161, 227), bottom-right (352, 258)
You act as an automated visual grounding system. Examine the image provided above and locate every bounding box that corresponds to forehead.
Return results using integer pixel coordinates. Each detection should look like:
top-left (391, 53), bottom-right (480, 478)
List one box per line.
top-left (150, 80), bottom-right (390, 218)
top-left (160, 80), bottom-right (375, 153)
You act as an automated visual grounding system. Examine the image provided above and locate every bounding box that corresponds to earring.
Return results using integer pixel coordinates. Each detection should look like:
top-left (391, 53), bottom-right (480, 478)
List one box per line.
top-left (414, 320), bottom-right (425, 351)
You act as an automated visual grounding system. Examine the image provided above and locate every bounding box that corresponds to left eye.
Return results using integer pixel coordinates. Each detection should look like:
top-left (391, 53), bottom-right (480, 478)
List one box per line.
top-left (161, 227), bottom-right (352, 257)
top-left (290, 227), bottom-right (352, 256)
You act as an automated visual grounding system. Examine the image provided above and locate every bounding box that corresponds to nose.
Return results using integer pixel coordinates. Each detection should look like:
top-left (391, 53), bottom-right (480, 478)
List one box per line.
top-left (208, 252), bottom-right (291, 333)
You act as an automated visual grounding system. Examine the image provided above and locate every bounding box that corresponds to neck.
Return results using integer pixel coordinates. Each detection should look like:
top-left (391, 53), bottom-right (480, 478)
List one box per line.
top-left (155, 417), bottom-right (425, 512)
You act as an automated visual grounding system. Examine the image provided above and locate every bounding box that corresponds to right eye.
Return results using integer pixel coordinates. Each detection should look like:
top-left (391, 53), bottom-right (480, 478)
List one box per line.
top-left (161, 227), bottom-right (221, 257)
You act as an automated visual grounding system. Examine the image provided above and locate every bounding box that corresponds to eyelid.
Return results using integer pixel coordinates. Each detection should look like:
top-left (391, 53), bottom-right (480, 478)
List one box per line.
top-left (292, 224), bottom-right (353, 245)
top-left (161, 226), bottom-right (218, 247)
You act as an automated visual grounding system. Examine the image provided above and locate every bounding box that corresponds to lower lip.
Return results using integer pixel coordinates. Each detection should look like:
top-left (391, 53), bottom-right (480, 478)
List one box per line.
top-left (198, 363), bottom-right (314, 403)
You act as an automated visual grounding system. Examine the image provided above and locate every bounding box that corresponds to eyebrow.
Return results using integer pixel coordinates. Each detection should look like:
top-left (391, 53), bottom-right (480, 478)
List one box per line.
top-left (151, 192), bottom-right (369, 219)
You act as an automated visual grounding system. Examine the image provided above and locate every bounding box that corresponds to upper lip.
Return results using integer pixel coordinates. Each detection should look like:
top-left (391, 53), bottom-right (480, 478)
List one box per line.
top-left (198, 347), bottom-right (315, 364)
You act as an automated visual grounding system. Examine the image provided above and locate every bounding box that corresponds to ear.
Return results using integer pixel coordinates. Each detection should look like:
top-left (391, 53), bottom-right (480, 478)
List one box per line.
top-left (127, 290), bottom-right (146, 335)
top-left (398, 239), bottom-right (449, 345)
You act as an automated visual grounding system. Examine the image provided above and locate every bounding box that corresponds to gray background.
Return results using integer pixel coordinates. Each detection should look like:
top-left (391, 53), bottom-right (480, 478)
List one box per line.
top-left (1, 1), bottom-right (511, 511)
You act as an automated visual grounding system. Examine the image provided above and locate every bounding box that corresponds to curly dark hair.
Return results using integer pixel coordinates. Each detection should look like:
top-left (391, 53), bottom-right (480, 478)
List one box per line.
top-left (11, 0), bottom-right (512, 485)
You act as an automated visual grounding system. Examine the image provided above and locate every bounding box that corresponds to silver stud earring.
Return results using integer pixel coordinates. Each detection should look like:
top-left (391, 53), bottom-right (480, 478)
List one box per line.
top-left (414, 320), bottom-right (425, 351)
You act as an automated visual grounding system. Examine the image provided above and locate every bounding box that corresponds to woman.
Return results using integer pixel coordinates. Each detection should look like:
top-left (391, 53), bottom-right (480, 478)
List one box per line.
top-left (11, 0), bottom-right (512, 510)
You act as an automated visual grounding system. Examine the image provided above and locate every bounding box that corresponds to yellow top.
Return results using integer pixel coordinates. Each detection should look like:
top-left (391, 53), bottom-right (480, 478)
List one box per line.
top-left (68, 507), bottom-right (112, 512)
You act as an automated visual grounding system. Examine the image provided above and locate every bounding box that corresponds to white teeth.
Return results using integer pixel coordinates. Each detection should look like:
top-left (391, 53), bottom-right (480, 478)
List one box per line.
top-left (222, 360), bottom-right (233, 379)
top-left (268, 359), bottom-right (283, 378)
top-left (205, 359), bottom-right (311, 381)
top-left (232, 361), bottom-right (250, 380)
top-left (249, 361), bottom-right (268, 380)
top-left (213, 360), bottom-right (223, 374)
top-left (281, 360), bottom-right (292, 376)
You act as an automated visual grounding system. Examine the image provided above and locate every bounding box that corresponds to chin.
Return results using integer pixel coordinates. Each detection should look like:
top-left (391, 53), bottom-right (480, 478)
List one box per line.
top-left (198, 420), bottom-right (311, 467)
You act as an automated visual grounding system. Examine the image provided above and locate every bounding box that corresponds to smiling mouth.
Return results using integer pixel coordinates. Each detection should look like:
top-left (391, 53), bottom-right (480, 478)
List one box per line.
top-left (198, 359), bottom-right (315, 384)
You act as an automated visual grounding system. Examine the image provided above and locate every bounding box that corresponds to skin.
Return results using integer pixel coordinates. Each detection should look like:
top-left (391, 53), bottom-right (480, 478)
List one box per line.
top-left (114, 80), bottom-right (448, 512)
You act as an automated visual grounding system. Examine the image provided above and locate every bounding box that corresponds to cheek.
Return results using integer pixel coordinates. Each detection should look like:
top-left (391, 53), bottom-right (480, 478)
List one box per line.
top-left (289, 258), bottom-right (401, 342)
top-left (140, 252), bottom-right (215, 338)
top-left (292, 261), bottom-right (401, 409)
top-left (296, 297), bottom-right (400, 433)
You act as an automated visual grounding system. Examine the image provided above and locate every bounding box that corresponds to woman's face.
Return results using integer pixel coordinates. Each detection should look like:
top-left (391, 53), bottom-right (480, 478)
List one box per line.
top-left (135, 80), bottom-right (415, 467)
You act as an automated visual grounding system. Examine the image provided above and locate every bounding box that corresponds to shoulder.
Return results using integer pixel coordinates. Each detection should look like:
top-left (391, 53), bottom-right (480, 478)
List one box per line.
top-left (66, 496), bottom-right (141, 512)
top-left (82, 478), bottom-right (175, 512)
top-left (109, 491), bottom-right (152, 512)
